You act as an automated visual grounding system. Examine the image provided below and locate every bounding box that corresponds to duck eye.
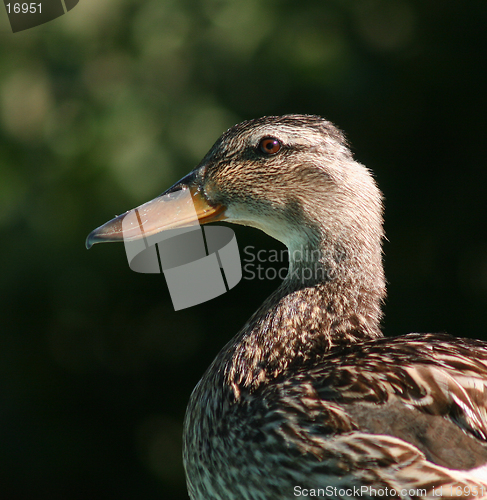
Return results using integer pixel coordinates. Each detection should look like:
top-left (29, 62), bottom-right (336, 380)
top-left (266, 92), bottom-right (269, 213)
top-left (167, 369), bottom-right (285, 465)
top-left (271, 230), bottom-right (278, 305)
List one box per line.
top-left (259, 137), bottom-right (281, 155)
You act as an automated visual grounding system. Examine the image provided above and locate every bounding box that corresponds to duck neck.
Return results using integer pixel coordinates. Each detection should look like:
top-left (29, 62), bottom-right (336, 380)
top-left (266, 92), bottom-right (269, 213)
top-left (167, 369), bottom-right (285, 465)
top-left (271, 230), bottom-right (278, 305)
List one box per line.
top-left (225, 236), bottom-right (385, 395)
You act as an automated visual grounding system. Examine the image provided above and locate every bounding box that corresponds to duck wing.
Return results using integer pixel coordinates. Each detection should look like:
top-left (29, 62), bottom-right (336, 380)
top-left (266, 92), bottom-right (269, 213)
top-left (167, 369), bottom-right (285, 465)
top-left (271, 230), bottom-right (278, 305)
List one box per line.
top-left (310, 333), bottom-right (487, 465)
top-left (252, 334), bottom-right (487, 497)
top-left (302, 433), bottom-right (487, 499)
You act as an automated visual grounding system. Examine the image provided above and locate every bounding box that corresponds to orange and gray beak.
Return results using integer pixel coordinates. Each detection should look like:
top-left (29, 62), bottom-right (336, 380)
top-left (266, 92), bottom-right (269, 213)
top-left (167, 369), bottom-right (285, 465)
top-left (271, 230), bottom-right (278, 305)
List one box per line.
top-left (86, 171), bottom-right (226, 249)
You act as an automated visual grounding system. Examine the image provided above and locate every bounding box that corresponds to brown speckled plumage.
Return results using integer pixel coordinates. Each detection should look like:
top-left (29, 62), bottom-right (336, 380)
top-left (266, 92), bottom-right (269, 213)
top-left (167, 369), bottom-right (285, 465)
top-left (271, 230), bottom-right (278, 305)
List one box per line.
top-left (182, 116), bottom-right (487, 499)
top-left (89, 115), bottom-right (487, 499)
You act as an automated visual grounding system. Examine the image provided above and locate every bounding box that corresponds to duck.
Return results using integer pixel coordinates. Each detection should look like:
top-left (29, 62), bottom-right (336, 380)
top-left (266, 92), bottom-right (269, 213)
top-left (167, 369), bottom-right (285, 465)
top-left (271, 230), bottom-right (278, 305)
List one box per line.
top-left (87, 114), bottom-right (487, 499)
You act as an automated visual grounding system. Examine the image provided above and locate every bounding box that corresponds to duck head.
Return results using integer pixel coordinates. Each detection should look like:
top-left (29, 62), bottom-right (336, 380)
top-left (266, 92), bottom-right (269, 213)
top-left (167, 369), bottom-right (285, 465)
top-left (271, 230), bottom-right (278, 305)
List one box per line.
top-left (87, 114), bottom-right (384, 292)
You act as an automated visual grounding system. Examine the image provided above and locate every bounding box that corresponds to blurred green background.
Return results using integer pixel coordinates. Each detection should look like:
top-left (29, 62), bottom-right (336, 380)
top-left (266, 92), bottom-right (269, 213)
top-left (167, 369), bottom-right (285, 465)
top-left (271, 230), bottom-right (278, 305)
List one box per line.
top-left (1, 0), bottom-right (487, 498)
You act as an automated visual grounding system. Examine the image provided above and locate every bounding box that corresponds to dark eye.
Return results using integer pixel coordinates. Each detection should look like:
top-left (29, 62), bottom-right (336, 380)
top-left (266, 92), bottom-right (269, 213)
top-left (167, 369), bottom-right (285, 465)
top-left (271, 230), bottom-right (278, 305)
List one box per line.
top-left (259, 137), bottom-right (281, 155)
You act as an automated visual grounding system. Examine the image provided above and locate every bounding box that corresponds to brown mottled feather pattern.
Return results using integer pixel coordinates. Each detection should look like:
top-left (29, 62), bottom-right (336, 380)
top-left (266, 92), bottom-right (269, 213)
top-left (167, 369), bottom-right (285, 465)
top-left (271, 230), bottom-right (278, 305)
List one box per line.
top-left (165, 115), bottom-right (487, 499)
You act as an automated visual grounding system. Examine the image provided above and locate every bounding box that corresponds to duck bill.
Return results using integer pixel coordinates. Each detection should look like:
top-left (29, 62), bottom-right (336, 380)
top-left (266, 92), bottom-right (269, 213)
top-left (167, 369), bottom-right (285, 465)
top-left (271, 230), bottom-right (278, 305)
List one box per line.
top-left (86, 171), bottom-right (226, 249)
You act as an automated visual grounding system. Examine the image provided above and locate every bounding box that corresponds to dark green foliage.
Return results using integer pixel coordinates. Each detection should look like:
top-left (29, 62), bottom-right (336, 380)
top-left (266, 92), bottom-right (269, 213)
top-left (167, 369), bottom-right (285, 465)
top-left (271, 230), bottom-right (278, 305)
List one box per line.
top-left (1, 1), bottom-right (486, 498)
